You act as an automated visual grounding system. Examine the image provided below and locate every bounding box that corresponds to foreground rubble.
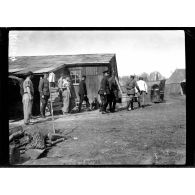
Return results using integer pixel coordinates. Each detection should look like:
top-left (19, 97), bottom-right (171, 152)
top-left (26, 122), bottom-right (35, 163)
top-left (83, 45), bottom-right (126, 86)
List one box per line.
top-left (9, 125), bottom-right (70, 164)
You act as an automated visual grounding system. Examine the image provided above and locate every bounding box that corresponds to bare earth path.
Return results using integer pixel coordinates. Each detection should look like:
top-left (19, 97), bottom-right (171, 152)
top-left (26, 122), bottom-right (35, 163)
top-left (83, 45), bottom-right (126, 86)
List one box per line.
top-left (11, 96), bottom-right (185, 165)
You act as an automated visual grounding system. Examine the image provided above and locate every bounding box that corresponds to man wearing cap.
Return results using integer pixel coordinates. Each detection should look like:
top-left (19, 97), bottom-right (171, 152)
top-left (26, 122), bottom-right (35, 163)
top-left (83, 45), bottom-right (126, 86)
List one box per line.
top-left (39, 72), bottom-right (50, 118)
top-left (99, 70), bottom-right (110, 114)
top-left (22, 71), bottom-right (34, 125)
top-left (136, 76), bottom-right (148, 108)
top-left (78, 75), bottom-right (90, 112)
top-left (126, 75), bottom-right (140, 111)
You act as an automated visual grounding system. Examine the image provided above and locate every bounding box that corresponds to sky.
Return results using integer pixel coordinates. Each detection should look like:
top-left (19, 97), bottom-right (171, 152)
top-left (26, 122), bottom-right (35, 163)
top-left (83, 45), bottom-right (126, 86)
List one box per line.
top-left (9, 30), bottom-right (185, 78)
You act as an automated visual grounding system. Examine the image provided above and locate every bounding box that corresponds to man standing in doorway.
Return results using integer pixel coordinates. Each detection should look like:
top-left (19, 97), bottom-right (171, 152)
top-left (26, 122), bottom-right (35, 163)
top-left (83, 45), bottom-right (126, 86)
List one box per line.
top-left (22, 71), bottom-right (34, 125)
top-left (126, 75), bottom-right (140, 111)
top-left (78, 75), bottom-right (90, 112)
top-left (39, 72), bottom-right (50, 118)
top-left (99, 70), bottom-right (110, 114)
top-left (137, 76), bottom-right (148, 108)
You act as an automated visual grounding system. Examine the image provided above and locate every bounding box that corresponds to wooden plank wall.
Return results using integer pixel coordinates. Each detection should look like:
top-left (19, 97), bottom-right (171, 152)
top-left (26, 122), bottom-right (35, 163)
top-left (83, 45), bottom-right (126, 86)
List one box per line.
top-left (70, 65), bottom-right (108, 103)
top-left (53, 65), bottom-right (111, 103)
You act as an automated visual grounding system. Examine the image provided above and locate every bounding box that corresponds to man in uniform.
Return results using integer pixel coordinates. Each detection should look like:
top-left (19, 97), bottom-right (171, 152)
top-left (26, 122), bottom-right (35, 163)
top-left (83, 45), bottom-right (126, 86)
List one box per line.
top-left (99, 70), bottom-right (110, 114)
top-left (108, 72), bottom-right (119, 112)
top-left (78, 75), bottom-right (90, 112)
top-left (22, 71), bottom-right (34, 125)
top-left (39, 72), bottom-right (50, 118)
top-left (126, 75), bottom-right (140, 111)
top-left (136, 76), bottom-right (148, 108)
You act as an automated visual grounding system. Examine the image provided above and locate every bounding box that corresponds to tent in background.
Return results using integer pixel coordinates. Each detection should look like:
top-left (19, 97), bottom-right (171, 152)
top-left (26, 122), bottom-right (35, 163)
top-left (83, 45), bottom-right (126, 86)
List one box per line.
top-left (165, 69), bottom-right (185, 96)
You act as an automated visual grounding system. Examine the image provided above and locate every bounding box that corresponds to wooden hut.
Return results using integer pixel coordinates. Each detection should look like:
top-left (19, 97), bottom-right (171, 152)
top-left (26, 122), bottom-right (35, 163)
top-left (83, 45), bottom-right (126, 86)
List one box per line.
top-left (9, 53), bottom-right (119, 116)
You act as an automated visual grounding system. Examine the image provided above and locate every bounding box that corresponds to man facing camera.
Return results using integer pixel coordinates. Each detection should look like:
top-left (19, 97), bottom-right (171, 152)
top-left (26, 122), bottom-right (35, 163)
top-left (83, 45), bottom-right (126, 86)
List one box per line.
top-left (99, 70), bottom-right (110, 114)
top-left (39, 72), bottom-right (50, 118)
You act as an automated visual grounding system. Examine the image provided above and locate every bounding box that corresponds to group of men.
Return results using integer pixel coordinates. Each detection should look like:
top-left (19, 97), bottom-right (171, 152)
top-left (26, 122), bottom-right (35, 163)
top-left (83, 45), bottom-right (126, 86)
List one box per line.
top-left (21, 71), bottom-right (94, 125)
top-left (21, 69), bottom-right (148, 125)
top-left (98, 70), bottom-right (119, 114)
top-left (21, 71), bottom-right (72, 125)
top-left (98, 70), bottom-right (148, 114)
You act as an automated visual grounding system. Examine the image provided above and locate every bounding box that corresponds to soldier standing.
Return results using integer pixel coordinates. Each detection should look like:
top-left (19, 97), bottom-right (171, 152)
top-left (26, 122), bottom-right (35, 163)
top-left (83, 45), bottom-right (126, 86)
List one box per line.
top-left (39, 72), bottom-right (50, 118)
top-left (78, 75), bottom-right (90, 112)
top-left (126, 75), bottom-right (140, 111)
top-left (99, 70), bottom-right (110, 114)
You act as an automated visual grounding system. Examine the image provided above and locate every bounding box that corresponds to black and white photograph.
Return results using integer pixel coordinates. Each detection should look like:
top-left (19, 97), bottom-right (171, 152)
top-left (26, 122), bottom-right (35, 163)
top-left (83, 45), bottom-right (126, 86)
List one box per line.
top-left (8, 30), bottom-right (186, 166)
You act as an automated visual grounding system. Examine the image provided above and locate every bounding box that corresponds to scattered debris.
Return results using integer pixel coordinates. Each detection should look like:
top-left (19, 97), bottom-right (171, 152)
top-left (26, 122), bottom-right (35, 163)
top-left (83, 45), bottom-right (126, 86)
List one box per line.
top-left (47, 133), bottom-right (67, 141)
top-left (154, 153), bottom-right (158, 160)
top-left (51, 138), bottom-right (65, 145)
top-left (9, 125), bottom-right (72, 164)
top-left (9, 130), bottom-right (24, 142)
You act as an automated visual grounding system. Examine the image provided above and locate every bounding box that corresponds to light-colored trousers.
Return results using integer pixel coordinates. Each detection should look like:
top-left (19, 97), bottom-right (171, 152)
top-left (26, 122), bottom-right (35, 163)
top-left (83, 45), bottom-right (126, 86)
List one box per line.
top-left (23, 93), bottom-right (33, 124)
top-left (138, 91), bottom-right (146, 107)
top-left (62, 89), bottom-right (71, 113)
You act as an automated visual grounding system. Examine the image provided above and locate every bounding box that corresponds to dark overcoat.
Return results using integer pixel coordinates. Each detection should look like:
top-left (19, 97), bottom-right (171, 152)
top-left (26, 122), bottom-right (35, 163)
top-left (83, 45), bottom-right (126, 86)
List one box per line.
top-left (126, 79), bottom-right (139, 95)
top-left (100, 76), bottom-right (110, 94)
top-left (39, 78), bottom-right (50, 96)
top-left (78, 80), bottom-right (87, 95)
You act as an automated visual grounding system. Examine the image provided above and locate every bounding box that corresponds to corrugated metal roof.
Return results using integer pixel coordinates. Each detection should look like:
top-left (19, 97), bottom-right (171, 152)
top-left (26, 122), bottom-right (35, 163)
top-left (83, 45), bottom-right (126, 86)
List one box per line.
top-left (9, 53), bottom-right (115, 74)
top-left (166, 69), bottom-right (185, 84)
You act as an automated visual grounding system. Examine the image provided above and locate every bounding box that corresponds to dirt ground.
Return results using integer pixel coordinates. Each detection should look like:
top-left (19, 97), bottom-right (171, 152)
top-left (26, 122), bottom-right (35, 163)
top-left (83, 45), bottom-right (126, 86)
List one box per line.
top-left (10, 95), bottom-right (186, 165)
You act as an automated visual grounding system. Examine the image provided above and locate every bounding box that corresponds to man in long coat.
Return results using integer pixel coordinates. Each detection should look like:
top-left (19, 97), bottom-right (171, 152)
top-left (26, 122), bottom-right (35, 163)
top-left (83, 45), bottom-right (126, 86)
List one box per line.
top-left (78, 75), bottom-right (90, 112)
top-left (99, 70), bottom-right (110, 114)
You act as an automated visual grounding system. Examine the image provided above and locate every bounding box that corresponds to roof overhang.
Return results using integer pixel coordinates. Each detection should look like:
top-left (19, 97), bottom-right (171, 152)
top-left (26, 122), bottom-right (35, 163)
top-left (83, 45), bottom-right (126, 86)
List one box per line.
top-left (9, 68), bottom-right (25, 73)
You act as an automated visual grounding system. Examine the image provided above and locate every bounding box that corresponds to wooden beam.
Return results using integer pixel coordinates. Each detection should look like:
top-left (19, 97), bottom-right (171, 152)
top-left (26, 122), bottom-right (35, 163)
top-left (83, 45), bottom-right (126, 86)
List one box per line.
top-left (115, 76), bottom-right (123, 95)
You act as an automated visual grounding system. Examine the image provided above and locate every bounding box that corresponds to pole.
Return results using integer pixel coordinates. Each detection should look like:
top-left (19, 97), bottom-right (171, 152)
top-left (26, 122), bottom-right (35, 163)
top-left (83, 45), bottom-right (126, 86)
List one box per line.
top-left (115, 76), bottom-right (123, 95)
top-left (49, 82), bottom-right (55, 134)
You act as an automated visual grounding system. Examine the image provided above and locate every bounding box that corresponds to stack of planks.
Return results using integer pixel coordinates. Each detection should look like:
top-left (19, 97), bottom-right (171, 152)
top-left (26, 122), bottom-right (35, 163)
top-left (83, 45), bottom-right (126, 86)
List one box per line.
top-left (49, 87), bottom-right (63, 112)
